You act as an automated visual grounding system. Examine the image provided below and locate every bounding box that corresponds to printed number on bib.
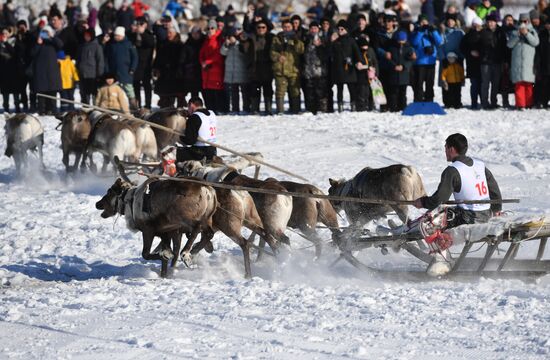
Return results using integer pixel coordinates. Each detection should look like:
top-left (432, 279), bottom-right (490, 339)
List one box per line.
top-left (209, 127), bottom-right (216, 137)
top-left (475, 181), bottom-right (488, 196)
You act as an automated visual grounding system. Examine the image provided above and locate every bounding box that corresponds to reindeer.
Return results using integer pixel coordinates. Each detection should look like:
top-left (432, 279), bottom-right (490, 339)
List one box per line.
top-left (179, 161), bottom-right (293, 256)
top-left (328, 164), bottom-right (427, 227)
top-left (3, 113), bottom-right (45, 175)
top-left (96, 177), bottom-right (217, 277)
top-left (81, 111), bottom-right (140, 173)
top-left (56, 110), bottom-right (92, 172)
top-left (123, 119), bottom-right (158, 162)
top-left (274, 180), bottom-right (341, 259)
top-left (137, 108), bottom-right (187, 154)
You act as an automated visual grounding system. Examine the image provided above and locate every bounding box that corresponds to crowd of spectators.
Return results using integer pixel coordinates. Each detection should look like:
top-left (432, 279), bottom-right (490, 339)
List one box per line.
top-left (0, 0), bottom-right (549, 116)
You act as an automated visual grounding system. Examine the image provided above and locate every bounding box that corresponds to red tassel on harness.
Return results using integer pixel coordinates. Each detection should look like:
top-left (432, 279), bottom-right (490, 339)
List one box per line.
top-left (163, 159), bottom-right (176, 177)
top-left (425, 230), bottom-right (453, 251)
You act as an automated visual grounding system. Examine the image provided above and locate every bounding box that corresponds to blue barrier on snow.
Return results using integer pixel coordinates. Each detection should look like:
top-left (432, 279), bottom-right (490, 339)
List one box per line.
top-left (402, 102), bottom-right (446, 116)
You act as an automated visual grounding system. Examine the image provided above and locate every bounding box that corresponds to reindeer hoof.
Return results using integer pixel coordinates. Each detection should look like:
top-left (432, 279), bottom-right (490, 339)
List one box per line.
top-left (181, 252), bottom-right (193, 267)
top-left (159, 248), bottom-right (174, 261)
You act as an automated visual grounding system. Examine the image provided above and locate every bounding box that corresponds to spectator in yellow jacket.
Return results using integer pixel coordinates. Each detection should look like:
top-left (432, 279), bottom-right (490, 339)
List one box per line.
top-left (57, 50), bottom-right (80, 110)
top-left (95, 73), bottom-right (130, 114)
top-left (441, 52), bottom-right (465, 109)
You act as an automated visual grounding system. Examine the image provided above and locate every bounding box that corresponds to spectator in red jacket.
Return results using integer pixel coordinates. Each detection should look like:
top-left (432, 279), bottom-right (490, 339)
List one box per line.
top-left (131, 0), bottom-right (149, 18)
top-left (199, 19), bottom-right (225, 113)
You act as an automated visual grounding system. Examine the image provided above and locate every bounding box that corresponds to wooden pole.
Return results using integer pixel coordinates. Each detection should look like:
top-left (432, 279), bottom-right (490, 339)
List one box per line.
top-left (137, 172), bottom-right (520, 206)
top-left (36, 93), bottom-right (310, 182)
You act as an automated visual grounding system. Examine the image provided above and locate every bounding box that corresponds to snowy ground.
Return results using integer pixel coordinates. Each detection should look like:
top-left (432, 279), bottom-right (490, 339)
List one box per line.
top-left (1, 102), bottom-right (550, 359)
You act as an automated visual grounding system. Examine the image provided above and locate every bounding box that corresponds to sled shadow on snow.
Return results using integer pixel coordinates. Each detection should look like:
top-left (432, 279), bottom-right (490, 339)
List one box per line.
top-left (1, 255), bottom-right (152, 282)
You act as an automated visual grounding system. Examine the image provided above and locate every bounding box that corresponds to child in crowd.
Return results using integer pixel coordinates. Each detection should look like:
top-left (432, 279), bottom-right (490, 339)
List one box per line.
top-left (441, 52), bottom-right (465, 109)
top-left (57, 50), bottom-right (80, 110)
top-left (95, 73), bottom-right (130, 114)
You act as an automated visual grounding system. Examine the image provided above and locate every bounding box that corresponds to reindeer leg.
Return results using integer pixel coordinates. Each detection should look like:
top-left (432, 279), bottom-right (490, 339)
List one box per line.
top-left (141, 231), bottom-right (165, 277)
top-left (238, 237), bottom-right (252, 279)
top-left (180, 227), bottom-right (201, 267)
top-left (190, 227), bottom-right (215, 255)
top-left (72, 151), bottom-right (82, 173)
top-left (101, 154), bottom-right (110, 173)
top-left (170, 231), bottom-right (182, 268)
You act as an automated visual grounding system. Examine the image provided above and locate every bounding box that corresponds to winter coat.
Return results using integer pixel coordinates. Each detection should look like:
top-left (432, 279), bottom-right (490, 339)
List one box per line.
top-left (330, 33), bottom-right (361, 84)
top-left (104, 38), bottom-right (138, 84)
top-left (30, 37), bottom-right (63, 93)
top-left (375, 30), bottom-right (397, 70)
top-left (539, 28), bottom-right (550, 76)
top-left (441, 63), bottom-right (465, 84)
top-left (96, 82), bottom-right (130, 114)
top-left (58, 56), bottom-right (80, 89)
top-left (98, 4), bottom-right (117, 33)
top-left (479, 27), bottom-right (507, 64)
top-left (56, 26), bottom-right (79, 59)
top-left (199, 30), bottom-right (225, 90)
top-left (460, 29), bottom-right (483, 78)
top-left (128, 30), bottom-right (155, 81)
top-left (165, 0), bottom-right (185, 18)
top-left (116, 8), bottom-right (135, 33)
top-left (420, 0), bottom-right (436, 24)
top-left (356, 47), bottom-right (379, 84)
top-left (76, 39), bottom-right (104, 79)
top-left (0, 41), bottom-right (19, 92)
top-left (221, 40), bottom-right (251, 84)
top-left (250, 33), bottom-right (274, 83)
top-left (507, 26), bottom-right (539, 83)
top-left (388, 43), bottom-right (415, 85)
top-left (181, 36), bottom-right (204, 93)
top-left (270, 32), bottom-right (304, 78)
top-left (411, 26), bottom-right (443, 66)
top-left (439, 27), bottom-right (464, 61)
top-left (303, 35), bottom-right (329, 80)
top-left (131, 1), bottom-right (150, 18)
top-left (475, 4), bottom-right (498, 20)
top-left (153, 38), bottom-right (184, 95)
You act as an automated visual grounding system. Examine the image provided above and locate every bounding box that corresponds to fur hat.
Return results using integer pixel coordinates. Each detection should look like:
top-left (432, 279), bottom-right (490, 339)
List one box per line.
top-left (529, 9), bottom-right (540, 20)
top-left (114, 26), bottom-right (125, 37)
top-left (336, 19), bottom-right (348, 30)
top-left (208, 19), bottom-right (218, 29)
top-left (486, 13), bottom-right (498, 22)
top-left (447, 52), bottom-right (458, 59)
top-left (519, 13), bottom-right (530, 22)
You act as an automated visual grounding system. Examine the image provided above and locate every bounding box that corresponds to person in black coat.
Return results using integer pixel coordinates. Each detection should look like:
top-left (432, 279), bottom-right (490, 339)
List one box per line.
top-left (50, 14), bottom-right (79, 59)
top-left (355, 36), bottom-right (379, 111)
top-left (387, 31), bottom-right (416, 112)
top-left (181, 27), bottom-right (205, 101)
top-left (249, 19), bottom-right (274, 114)
top-left (0, 28), bottom-right (20, 113)
top-left (152, 27), bottom-right (185, 108)
top-left (303, 22), bottom-right (329, 114)
top-left (117, 2), bottom-right (135, 33)
top-left (76, 29), bottom-right (104, 105)
top-left (460, 18), bottom-right (483, 109)
top-left (479, 13), bottom-right (507, 109)
top-left (331, 20), bottom-right (361, 112)
top-left (129, 17), bottom-right (154, 109)
top-left (538, 18), bottom-right (550, 108)
top-left (98, 0), bottom-right (117, 34)
top-left (14, 21), bottom-right (34, 111)
top-left (30, 26), bottom-right (63, 115)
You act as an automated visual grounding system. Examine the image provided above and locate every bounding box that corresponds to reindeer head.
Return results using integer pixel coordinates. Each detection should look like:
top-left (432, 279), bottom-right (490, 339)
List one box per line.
top-left (328, 178), bottom-right (347, 210)
top-left (96, 178), bottom-right (133, 218)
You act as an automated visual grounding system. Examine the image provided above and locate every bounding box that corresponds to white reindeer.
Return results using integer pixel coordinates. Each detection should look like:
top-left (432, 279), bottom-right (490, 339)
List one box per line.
top-left (3, 114), bottom-right (45, 175)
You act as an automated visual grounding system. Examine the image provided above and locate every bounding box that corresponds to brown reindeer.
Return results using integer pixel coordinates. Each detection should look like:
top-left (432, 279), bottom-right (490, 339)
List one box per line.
top-left (56, 111), bottom-right (92, 172)
top-left (190, 188), bottom-right (277, 278)
top-left (275, 181), bottom-right (341, 259)
top-left (179, 161), bottom-right (293, 254)
top-left (95, 177), bottom-right (217, 277)
top-left (137, 108), bottom-right (187, 154)
top-left (123, 119), bottom-right (158, 162)
top-left (328, 164), bottom-right (427, 227)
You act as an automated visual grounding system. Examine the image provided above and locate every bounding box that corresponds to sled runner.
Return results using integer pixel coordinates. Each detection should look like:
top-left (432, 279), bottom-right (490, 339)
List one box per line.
top-left (334, 206), bottom-right (550, 278)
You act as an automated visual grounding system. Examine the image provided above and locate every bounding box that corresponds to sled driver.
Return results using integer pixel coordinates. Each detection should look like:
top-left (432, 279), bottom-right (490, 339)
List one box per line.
top-left (413, 133), bottom-right (502, 228)
top-left (176, 96), bottom-right (218, 162)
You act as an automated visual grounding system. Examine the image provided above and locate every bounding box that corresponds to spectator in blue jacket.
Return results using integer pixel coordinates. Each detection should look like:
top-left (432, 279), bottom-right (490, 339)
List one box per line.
top-left (411, 14), bottom-right (442, 102)
top-left (104, 26), bottom-right (138, 109)
top-left (165, 0), bottom-right (185, 18)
